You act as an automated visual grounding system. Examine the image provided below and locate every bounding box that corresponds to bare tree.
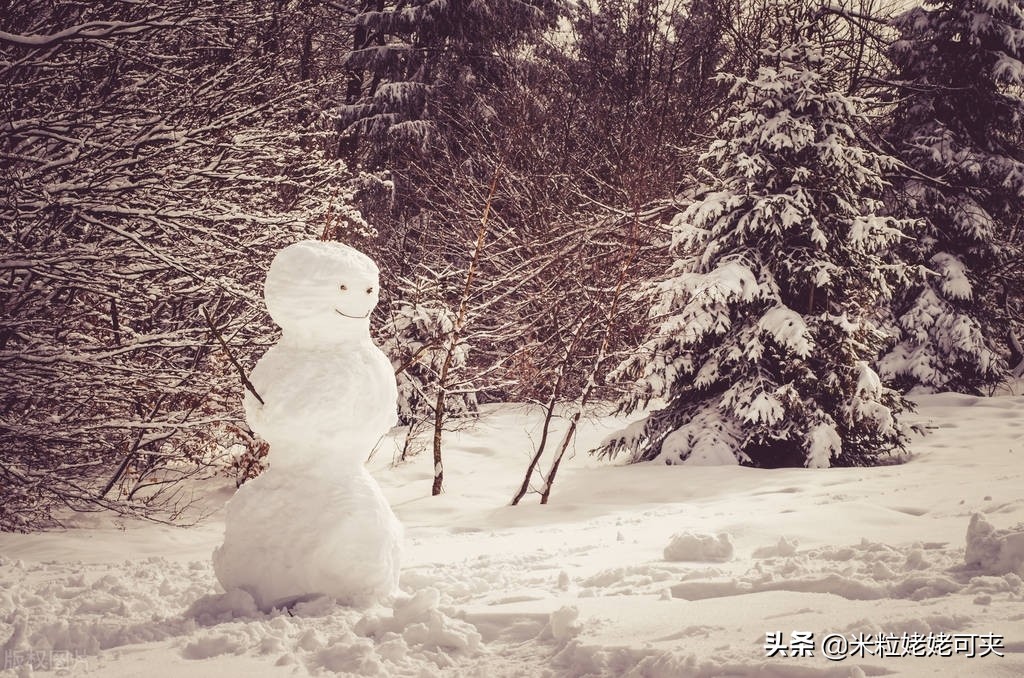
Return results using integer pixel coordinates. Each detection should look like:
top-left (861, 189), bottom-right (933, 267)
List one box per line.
top-left (0, 0), bottom-right (358, 530)
top-left (509, 200), bottom-right (674, 505)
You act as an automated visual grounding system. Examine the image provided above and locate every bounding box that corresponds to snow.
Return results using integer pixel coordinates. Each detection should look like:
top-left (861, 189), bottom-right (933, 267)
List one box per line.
top-left (663, 532), bottom-right (734, 562)
top-left (965, 513), bottom-right (1024, 576)
top-left (0, 21), bottom-right (163, 48)
top-left (213, 463), bottom-right (402, 610)
top-left (262, 240), bottom-right (381, 347)
top-left (214, 241), bottom-right (402, 611)
top-left (930, 252), bottom-right (973, 302)
top-left (545, 606), bottom-right (581, 641)
top-left (2, 393), bottom-right (1024, 677)
top-left (757, 306), bottom-right (812, 358)
top-left (879, 284), bottom-right (1001, 393)
top-left (806, 422), bottom-right (842, 469)
top-left (660, 408), bottom-right (744, 466)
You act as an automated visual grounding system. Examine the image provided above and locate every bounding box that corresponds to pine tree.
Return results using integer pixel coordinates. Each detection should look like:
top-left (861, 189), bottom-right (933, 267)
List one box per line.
top-left (338, 0), bottom-right (561, 166)
top-left (598, 37), bottom-right (915, 468)
top-left (878, 0), bottom-right (1024, 393)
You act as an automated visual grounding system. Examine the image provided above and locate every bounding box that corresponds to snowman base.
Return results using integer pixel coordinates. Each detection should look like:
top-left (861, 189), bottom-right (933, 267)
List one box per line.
top-left (213, 462), bottom-right (402, 611)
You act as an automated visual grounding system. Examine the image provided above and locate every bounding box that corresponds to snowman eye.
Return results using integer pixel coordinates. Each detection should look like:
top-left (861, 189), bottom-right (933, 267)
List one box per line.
top-left (340, 284), bottom-right (348, 291)
top-left (366, 287), bottom-right (374, 294)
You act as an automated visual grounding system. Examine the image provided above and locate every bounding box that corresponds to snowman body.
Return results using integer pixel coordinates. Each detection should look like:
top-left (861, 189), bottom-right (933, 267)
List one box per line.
top-left (213, 241), bottom-right (402, 610)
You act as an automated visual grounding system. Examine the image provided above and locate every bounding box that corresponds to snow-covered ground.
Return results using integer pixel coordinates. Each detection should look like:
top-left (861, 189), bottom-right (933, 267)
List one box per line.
top-left (2, 393), bottom-right (1023, 677)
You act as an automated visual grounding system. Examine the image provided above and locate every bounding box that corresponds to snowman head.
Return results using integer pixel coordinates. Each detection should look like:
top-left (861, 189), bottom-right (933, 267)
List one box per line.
top-left (264, 240), bottom-right (380, 344)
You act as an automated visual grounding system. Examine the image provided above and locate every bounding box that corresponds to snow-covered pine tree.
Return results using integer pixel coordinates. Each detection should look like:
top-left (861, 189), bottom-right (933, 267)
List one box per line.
top-left (878, 0), bottom-right (1024, 393)
top-left (597, 36), bottom-right (915, 469)
top-left (380, 283), bottom-right (477, 431)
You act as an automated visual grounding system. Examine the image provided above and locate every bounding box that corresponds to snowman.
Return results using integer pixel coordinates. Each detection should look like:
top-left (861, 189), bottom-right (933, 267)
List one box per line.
top-left (213, 240), bottom-right (402, 611)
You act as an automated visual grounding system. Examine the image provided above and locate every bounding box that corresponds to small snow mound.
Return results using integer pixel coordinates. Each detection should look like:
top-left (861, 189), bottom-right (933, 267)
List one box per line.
top-left (761, 574), bottom-right (886, 601)
top-left (355, 587), bottom-right (481, 654)
top-left (181, 631), bottom-right (249, 660)
top-left (1, 616), bottom-right (28, 655)
top-left (557, 570), bottom-right (570, 590)
top-left (664, 532), bottom-right (733, 562)
top-left (545, 606), bottom-right (580, 641)
top-left (903, 548), bottom-right (929, 571)
top-left (313, 637), bottom-right (382, 675)
top-left (186, 588), bottom-right (260, 625)
top-left (965, 513), bottom-right (1024, 575)
top-left (890, 574), bottom-right (962, 600)
top-left (392, 587), bottom-right (441, 627)
top-left (402, 611), bottom-right (481, 653)
top-left (752, 537), bottom-right (798, 558)
top-left (296, 628), bottom-right (326, 651)
top-left (965, 573), bottom-right (1022, 595)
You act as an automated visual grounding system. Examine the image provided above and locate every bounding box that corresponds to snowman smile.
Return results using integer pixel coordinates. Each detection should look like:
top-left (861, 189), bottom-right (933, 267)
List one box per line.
top-left (335, 308), bottom-right (370, 319)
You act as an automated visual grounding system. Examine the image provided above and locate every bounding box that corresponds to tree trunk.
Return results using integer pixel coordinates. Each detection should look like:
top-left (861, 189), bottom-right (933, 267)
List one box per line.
top-left (540, 209), bottom-right (640, 503)
top-left (428, 163), bottom-right (502, 496)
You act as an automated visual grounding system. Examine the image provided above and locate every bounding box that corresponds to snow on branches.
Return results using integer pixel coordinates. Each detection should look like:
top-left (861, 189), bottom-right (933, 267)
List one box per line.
top-left (0, 0), bottom-right (355, 529)
top-left (878, 0), bottom-right (1024, 394)
top-left (599, 37), bottom-right (915, 469)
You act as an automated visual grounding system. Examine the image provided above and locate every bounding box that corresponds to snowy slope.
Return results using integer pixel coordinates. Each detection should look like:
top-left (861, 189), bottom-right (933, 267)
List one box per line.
top-left (1, 394), bottom-right (1023, 677)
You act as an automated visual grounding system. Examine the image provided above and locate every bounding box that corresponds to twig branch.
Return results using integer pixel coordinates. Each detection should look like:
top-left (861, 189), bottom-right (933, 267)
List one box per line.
top-left (430, 160), bottom-right (504, 496)
top-left (200, 304), bottom-right (264, 405)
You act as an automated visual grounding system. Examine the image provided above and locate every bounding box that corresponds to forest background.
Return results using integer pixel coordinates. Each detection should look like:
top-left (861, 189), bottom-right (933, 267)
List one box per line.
top-left (2, 0), bottom-right (1023, 531)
